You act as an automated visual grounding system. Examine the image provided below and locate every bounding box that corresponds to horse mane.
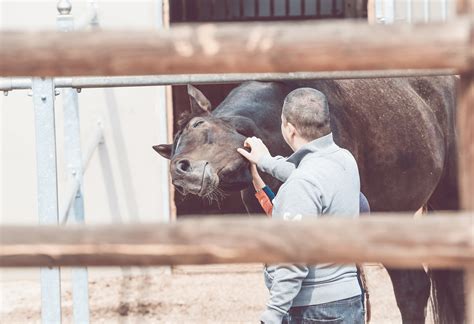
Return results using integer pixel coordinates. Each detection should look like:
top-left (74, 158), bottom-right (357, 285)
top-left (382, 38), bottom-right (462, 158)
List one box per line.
top-left (177, 110), bottom-right (206, 130)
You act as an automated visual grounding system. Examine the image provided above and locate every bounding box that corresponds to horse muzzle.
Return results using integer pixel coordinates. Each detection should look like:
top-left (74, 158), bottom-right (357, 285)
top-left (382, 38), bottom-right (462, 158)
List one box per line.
top-left (170, 159), bottom-right (219, 196)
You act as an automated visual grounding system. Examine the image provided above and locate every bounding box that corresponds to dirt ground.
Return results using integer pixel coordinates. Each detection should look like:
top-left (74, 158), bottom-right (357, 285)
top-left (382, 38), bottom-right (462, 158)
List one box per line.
top-left (1, 264), bottom-right (433, 323)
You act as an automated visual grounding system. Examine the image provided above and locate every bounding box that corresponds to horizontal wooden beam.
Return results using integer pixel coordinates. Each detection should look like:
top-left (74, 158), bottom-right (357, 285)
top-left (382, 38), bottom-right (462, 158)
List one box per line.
top-left (0, 19), bottom-right (472, 76)
top-left (457, 0), bottom-right (473, 15)
top-left (1, 215), bottom-right (473, 268)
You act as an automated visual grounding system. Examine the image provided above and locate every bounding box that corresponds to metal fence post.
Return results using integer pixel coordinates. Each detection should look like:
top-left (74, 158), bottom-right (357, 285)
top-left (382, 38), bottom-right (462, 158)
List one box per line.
top-left (423, 0), bottom-right (430, 22)
top-left (62, 88), bottom-right (90, 323)
top-left (57, 1), bottom-right (90, 323)
top-left (32, 77), bottom-right (62, 323)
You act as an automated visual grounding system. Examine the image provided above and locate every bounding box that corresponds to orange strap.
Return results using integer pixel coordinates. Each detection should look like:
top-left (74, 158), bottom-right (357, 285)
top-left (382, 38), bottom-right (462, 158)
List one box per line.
top-left (255, 190), bottom-right (273, 217)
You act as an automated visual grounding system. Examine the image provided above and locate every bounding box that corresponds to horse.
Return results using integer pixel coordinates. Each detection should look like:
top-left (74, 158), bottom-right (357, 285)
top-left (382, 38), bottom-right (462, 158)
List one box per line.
top-left (153, 77), bottom-right (462, 324)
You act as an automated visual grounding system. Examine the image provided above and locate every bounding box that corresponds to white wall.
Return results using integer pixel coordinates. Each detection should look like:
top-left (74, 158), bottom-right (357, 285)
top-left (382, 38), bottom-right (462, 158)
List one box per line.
top-left (371, 0), bottom-right (456, 24)
top-left (0, 1), bottom-right (170, 290)
top-left (1, 0), bottom-right (169, 226)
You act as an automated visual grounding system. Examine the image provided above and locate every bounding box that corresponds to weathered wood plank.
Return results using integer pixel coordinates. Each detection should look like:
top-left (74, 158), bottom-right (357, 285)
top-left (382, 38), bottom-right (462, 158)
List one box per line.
top-left (0, 215), bottom-right (472, 268)
top-left (458, 74), bottom-right (474, 210)
top-left (468, 270), bottom-right (474, 324)
top-left (457, 0), bottom-right (474, 15)
top-left (459, 71), bottom-right (474, 324)
top-left (0, 19), bottom-right (472, 76)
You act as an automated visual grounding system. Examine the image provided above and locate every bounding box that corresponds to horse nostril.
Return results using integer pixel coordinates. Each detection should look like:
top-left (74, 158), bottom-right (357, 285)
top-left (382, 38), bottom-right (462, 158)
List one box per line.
top-left (176, 159), bottom-right (191, 173)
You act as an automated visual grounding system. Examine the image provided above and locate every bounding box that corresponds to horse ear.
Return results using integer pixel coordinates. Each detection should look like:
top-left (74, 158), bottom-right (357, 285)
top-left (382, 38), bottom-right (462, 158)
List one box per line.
top-left (187, 84), bottom-right (212, 113)
top-left (152, 144), bottom-right (172, 159)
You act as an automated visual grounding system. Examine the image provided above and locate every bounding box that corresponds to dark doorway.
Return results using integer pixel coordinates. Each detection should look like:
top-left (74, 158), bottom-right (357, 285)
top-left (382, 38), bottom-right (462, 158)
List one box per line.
top-left (171, 84), bottom-right (246, 217)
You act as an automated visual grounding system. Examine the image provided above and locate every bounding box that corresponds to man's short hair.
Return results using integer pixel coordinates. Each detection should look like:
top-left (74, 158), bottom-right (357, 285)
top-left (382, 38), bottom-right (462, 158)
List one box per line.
top-left (282, 88), bottom-right (331, 140)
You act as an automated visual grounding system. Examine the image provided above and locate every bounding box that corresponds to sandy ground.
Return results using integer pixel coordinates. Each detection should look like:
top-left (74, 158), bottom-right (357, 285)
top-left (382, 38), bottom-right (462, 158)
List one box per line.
top-left (1, 264), bottom-right (433, 323)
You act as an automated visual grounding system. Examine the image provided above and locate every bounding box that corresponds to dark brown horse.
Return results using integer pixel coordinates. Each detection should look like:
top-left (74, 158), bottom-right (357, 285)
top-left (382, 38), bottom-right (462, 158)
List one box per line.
top-left (153, 78), bottom-right (462, 324)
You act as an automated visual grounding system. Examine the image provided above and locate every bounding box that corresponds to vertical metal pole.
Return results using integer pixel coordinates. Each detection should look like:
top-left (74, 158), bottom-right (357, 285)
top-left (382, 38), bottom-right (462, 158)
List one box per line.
top-left (63, 88), bottom-right (90, 323)
top-left (374, 0), bottom-right (384, 23)
top-left (33, 77), bottom-right (62, 323)
top-left (87, 0), bottom-right (99, 27)
top-left (157, 0), bottom-right (165, 26)
top-left (406, 0), bottom-right (412, 23)
top-left (424, 0), bottom-right (430, 22)
top-left (383, 0), bottom-right (395, 23)
top-left (57, 1), bottom-right (90, 323)
top-left (441, 0), bottom-right (448, 21)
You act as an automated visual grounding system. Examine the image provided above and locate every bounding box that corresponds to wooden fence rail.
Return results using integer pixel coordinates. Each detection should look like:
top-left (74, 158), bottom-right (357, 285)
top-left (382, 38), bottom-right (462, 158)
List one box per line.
top-left (1, 214), bottom-right (472, 268)
top-left (0, 19), bottom-right (472, 76)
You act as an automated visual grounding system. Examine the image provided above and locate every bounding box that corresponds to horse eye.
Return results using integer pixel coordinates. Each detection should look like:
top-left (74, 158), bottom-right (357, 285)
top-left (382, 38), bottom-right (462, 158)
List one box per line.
top-left (192, 120), bottom-right (204, 128)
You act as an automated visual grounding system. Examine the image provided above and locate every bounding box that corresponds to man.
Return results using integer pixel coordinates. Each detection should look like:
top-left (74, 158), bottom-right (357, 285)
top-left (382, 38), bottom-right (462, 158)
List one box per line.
top-left (238, 88), bottom-right (364, 324)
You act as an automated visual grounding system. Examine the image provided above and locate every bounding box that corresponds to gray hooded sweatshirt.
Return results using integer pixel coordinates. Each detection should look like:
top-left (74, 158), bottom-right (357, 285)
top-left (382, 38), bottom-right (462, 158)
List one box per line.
top-left (257, 133), bottom-right (362, 324)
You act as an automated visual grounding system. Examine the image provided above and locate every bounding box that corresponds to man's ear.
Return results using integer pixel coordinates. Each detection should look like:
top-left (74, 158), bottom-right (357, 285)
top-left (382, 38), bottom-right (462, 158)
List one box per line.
top-left (287, 122), bottom-right (297, 137)
top-left (152, 144), bottom-right (172, 159)
top-left (187, 84), bottom-right (212, 113)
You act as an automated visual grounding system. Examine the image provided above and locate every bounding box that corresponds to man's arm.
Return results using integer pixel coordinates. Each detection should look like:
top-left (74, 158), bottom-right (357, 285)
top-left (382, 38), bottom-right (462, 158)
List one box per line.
top-left (237, 137), bottom-right (295, 182)
top-left (261, 178), bottom-right (323, 323)
top-left (257, 155), bottom-right (295, 182)
top-left (261, 264), bottom-right (309, 323)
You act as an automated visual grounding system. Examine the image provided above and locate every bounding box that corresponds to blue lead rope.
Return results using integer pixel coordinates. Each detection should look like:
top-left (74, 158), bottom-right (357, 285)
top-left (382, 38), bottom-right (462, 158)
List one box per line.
top-left (262, 185), bottom-right (276, 201)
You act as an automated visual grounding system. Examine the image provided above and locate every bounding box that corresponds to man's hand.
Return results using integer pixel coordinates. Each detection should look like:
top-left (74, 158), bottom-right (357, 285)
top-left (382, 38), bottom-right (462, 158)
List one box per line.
top-left (237, 137), bottom-right (271, 164)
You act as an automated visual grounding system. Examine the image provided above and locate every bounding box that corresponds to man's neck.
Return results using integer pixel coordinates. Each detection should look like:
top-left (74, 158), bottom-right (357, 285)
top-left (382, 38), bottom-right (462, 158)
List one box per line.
top-left (291, 133), bottom-right (333, 151)
top-left (291, 137), bottom-right (310, 152)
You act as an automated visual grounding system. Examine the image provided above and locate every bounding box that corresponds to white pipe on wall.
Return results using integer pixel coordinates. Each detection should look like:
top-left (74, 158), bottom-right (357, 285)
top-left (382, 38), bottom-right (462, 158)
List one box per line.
top-left (384, 0), bottom-right (395, 23)
top-left (406, 0), bottom-right (412, 23)
top-left (441, 0), bottom-right (448, 21)
top-left (374, 0), bottom-right (384, 23)
top-left (424, 0), bottom-right (430, 22)
top-left (156, 0), bottom-right (171, 224)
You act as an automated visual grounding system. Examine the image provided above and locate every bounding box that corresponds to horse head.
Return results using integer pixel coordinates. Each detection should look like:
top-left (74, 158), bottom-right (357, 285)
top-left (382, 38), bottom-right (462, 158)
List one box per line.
top-left (153, 85), bottom-right (255, 199)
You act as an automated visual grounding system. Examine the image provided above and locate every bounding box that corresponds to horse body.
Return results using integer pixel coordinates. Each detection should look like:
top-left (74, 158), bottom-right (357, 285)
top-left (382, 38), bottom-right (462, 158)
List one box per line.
top-left (205, 77), bottom-right (459, 214)
top-left (154, 77), bottom-right (461, 323)
top-left (302, 77), bottom-right (458, 212)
